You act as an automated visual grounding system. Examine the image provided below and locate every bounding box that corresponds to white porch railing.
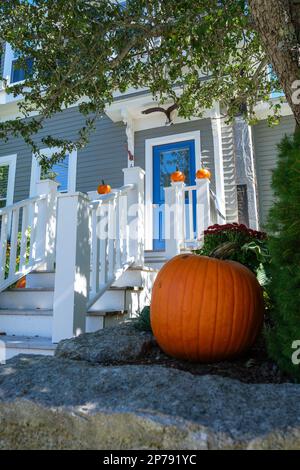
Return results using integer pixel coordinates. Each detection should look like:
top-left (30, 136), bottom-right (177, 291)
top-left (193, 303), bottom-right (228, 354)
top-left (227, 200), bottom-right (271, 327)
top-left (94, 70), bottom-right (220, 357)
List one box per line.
top-left (87, 183), bottom-right (135, 310)
top-left (0, 179), bottom-right (58, 292)
top-left (52, 166), bottom-right (145, 343)
top-left (164, 178), bottom-right (225, 258)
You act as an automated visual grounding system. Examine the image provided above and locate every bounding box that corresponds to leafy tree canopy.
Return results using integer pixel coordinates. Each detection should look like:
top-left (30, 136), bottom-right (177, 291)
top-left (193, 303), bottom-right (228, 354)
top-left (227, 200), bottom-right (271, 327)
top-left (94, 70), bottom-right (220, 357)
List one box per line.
top-left (0, 0), bottom-right (291, 168)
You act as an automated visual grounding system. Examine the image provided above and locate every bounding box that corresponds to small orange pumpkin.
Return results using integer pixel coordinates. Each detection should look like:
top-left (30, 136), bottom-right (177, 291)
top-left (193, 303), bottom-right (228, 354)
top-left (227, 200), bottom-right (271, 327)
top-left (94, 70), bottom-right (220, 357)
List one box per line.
top-left (196, 168), bottom-right (211, 180)
top-left (171, 168), bottom-right (185, 183)
top-left (16, 277), bottom-right (26, 289)
top-left (151, 254), bottom-right (264, 362)
top-left (97, 180), bottom-right (111, 195)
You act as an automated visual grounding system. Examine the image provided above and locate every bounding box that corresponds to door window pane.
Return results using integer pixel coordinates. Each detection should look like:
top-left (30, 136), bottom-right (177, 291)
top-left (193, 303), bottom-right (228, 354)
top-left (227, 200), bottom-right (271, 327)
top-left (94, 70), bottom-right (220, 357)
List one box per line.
top-left (158, 147), bottom-right (191, 201)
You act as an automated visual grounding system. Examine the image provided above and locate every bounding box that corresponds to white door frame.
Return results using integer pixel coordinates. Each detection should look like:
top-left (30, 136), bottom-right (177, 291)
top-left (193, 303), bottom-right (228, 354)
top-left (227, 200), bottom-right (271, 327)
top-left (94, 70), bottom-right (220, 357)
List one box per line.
top-left (0, 154), bottom-right (17, 207)
top-left (144, 131), bottom-right (201, 251)
top-left (29, 148), bottom-right (77, 196)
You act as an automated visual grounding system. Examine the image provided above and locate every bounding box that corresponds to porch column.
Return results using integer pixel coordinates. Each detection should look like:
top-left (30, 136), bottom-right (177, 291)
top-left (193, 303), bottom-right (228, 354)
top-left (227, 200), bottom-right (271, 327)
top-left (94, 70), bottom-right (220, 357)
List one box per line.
top-left (164, 182), bottom-right (185, 259)
top-left (35, 179), bottom-right (59, 271)
top-left (52, 192), bottom-right (91, 343)
top-left (233, 116), bottom-right (259, 230)
top-left (211, 104), bottom-right (226, 223)
top-left (123, 166), bottom-right (145, 267)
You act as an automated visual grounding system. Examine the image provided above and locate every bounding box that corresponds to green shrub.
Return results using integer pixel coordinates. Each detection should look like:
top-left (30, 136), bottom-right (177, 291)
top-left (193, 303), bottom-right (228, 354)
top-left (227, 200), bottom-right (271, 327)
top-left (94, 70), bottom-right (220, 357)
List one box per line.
top-left (194, 223), bottom-right (270, 283)
top-left (266, 130), bottom-right (300, 380)
top-left (133, 306), bottom-right (152, 333)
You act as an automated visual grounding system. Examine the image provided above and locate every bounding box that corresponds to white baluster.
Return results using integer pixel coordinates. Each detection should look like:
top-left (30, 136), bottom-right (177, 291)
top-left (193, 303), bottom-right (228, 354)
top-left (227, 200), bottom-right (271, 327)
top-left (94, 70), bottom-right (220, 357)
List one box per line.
top-left (29, 200), bottom-right (38, 265)
top-left (0, 213), bottom-right (9, 283)
top-left (99, 202), bottom-right (108, 287)
top-left (196, 179), bottom-right (211, 244)
top-left (90, 204), bottom-right (100, 296)
top-left (123, 167), bottom-right (145, 267)
top-left (188, 189), bottom-right (194, 242)
top-left (35, 179), bottom-right (59, 271)
top-left (8, 208), bottom-right (19, 278)
top-left (108, 197), bottom-right (116, 280)
top-left (19, 205), bottom-right (29, 272)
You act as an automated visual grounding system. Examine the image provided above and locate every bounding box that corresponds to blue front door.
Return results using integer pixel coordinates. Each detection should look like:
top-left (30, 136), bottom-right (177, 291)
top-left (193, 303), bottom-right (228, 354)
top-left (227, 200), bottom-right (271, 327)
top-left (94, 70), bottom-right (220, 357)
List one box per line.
top-left (153, 140), bottom-right (196, 251)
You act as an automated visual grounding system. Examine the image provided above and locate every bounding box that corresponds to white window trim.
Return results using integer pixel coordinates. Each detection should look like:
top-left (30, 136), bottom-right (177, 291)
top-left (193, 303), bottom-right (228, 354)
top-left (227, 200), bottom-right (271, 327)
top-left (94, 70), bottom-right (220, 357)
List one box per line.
top-left (2, 42), bottom-right (29, 87)
top-left (0, 154), bottom-right (17, 207)
top-left (29, 148), bottom-right (77, 197)
top-left (144, 131), bottom-right (201, 251)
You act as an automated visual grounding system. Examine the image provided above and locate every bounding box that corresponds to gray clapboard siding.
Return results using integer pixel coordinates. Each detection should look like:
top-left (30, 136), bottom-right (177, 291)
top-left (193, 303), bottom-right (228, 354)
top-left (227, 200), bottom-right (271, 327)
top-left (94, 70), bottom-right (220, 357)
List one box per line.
top-left (252, 114), bottom-right (295, 227)
top-left (221, 120), bottom-right (238, 223)
top-left (0, 106), bottom-right (127, 203)
top-left (134, 119), bottom-right (216, 191)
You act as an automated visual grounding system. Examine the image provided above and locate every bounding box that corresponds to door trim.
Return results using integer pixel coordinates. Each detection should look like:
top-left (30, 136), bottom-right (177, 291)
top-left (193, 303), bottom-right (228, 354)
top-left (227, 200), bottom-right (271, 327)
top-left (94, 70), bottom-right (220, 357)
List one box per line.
top-left (145, 131), bottom-right (201, 250)
top-left (0, 154), bottom-right (17, 207)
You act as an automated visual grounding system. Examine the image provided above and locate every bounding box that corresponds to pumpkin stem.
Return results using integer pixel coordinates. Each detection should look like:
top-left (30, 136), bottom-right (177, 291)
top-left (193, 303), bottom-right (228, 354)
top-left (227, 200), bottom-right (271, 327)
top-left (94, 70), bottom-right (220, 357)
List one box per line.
top-left (102, 179), bottom-right (105, 185)
top-left (210, 241), bottom-right (239, 260)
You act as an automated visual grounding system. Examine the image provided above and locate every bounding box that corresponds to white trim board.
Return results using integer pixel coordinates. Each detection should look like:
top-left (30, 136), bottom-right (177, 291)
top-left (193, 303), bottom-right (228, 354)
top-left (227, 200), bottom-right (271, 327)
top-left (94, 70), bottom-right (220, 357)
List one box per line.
top-left (144, 131), bottom-right (201, 250)
top-left (0, 153), bottom-right (17, 207)
top-left (29, 148), bottom-right (77, 197)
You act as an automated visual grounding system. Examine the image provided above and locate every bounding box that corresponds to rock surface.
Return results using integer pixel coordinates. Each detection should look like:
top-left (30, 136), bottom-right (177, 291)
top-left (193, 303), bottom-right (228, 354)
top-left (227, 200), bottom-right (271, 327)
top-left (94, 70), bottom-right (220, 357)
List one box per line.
top-left (55, 322), bottom-right (155, 363)
top-left (1, 354), bottom-right (300, 449)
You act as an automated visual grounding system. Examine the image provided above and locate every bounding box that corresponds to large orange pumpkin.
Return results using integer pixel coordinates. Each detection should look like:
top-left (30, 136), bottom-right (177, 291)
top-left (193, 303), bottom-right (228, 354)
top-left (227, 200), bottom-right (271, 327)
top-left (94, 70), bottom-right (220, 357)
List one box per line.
top-left (150, 254), bottom-right (264, 362)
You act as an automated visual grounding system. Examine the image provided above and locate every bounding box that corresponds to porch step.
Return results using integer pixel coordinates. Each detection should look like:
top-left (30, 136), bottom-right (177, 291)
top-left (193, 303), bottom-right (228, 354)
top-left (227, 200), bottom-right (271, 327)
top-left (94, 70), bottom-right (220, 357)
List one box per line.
top-left (0, 288), bottom-right (54, 310)
top-left (0, 309), bottom-right (52, 337)
top-left (0, 335), bottom-right (55, 361)
top-left (26, 271), bottom-right (55, 289)
top-left (89, 286), bottom-right (144, 312)
top-left (86, 309), bottom-right (128, 331)
top-left (26, 265), bottom-right (159, 290)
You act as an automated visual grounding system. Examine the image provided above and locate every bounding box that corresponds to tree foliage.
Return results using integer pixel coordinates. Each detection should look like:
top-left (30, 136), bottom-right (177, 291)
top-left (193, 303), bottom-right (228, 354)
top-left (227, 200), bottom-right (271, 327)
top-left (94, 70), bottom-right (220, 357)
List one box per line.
top-left (266, 131), bottom-right (300, 380)
top-left (0, 0), bottom-right (284, 169)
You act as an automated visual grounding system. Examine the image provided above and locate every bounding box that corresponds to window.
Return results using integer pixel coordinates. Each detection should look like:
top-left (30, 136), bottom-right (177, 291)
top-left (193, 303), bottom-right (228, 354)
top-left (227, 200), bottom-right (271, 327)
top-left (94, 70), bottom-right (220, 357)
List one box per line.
top-left (0, 155), bottom-right (17, 208)
top-left (40, 155), bottom-right (70, 193)
top-left (10, 55), bottom-right (33, 84)
top-left (30, 149), bottom-right (77, 196)
top-left (268, 65), bottom-right (284, 99)
top-left (0, 165), bottom-right (9, 208)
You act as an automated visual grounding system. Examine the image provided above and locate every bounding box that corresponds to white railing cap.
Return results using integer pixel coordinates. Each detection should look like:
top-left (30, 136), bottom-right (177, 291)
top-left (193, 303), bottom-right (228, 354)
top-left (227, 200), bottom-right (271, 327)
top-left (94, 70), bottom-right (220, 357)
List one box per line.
top-left (0, 194), bottom-right (47, 216)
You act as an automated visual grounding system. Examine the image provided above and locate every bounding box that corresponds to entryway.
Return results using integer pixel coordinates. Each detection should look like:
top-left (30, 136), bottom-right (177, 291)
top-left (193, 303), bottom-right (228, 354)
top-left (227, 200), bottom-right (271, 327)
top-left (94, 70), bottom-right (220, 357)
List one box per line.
top-left (152, 140), bottom-right (196, 250)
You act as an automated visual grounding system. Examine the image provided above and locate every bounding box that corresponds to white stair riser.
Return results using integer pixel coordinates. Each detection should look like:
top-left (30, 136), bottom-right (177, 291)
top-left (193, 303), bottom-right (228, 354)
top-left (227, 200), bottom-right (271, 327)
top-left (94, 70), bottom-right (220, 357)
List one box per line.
top-left (144, 260), bottom-right (166, 270)
top-left (0, 291), bottom-right (54, 310)
top-left (113, 270), bottom-right (158, 288)
top-left (125, 289), bottom-right (152, 318)
top-left (0, 314), bottom-right (52, 337)
top-left (26, 272), bottom-right (55, 289)
top-left (27, 269), bottom-right (158, 290)
top-left (89, 290), bottom-right (125, 311)
top-left (5, 347), bottom-right (54, 360)
top-left (85, 316), bottom-right (104, 333)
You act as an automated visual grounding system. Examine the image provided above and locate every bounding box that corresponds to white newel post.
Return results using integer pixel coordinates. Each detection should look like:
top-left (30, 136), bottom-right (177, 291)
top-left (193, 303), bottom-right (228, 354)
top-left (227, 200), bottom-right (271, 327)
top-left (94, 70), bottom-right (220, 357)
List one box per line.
top-left (196, 179), bottom-right (211, 243)
top-left (165, 182), bottom-right (185, 259)
top-left (52, 192), bottom-right (91, 343)
top-left (35, 179), bottom-right (59, 271)
top-left (123, 166), bottom-right (145, 267)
